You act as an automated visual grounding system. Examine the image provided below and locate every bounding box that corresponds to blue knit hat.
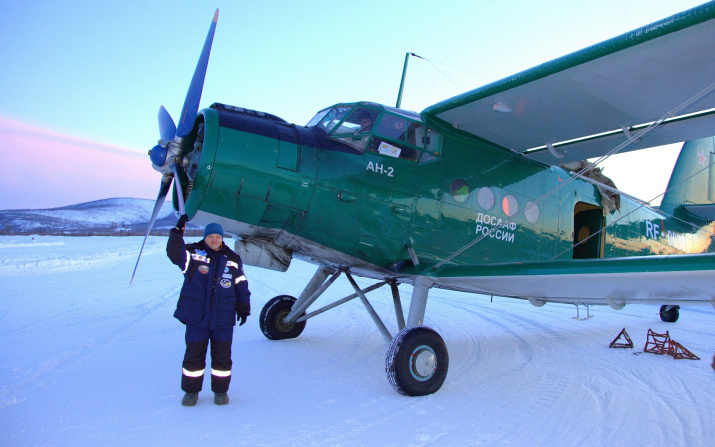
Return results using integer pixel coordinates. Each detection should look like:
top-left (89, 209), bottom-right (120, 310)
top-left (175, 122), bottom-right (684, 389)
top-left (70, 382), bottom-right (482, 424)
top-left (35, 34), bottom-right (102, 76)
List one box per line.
top-left (203, 223), bottom-right (224, 239)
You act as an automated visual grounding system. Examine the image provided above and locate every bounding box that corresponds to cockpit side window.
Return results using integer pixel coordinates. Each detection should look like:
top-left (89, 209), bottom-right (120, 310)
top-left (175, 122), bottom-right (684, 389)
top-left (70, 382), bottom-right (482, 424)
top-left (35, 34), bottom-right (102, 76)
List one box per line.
top-left (370, 112), bottom-right (442, 162)
top-left (376, 114), bottom-right (408, 142)
top-left (417, 126), bottom-right (442, 155)
top-left (308, 104), bottom-right (442, 161)
top-left (327, 107), bottom-right (380, 152)
top-left (331, 107), bottom-right (380, 135)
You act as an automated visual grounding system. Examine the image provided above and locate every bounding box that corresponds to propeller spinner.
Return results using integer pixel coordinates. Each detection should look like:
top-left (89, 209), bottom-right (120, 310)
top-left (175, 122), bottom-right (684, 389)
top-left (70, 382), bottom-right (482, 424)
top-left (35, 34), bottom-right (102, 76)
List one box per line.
top-left (130, 9), bottom-right (219, 284)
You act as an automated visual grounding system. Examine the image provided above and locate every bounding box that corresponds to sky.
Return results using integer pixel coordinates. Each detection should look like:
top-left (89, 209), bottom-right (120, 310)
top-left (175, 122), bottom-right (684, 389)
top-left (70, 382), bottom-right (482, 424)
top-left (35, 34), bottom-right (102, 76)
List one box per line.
top-left (0, 0), bottom-right (709, 209)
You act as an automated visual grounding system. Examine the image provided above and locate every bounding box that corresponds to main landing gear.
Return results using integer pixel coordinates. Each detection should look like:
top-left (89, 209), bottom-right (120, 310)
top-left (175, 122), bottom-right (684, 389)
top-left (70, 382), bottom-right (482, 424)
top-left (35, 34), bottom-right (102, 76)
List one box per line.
top-left (259, 295), bottom-right (306, 340)
top-left (386, 326), bottom-right (449, 396)
top-left (258, 266), bottom-right (449, 396)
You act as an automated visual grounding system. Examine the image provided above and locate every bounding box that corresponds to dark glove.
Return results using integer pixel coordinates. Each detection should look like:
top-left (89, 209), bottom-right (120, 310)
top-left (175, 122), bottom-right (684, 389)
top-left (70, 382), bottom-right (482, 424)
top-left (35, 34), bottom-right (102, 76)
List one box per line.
top-left (236, 301), bottom-right (250, 326)
top-left (175, 214), bottom-right (189, 235)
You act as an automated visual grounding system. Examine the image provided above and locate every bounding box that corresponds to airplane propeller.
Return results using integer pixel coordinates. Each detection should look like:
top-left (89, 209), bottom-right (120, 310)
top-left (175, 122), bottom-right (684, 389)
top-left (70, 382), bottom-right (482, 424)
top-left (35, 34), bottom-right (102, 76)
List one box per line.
top-left (130, 9), bottom-right (219, 284)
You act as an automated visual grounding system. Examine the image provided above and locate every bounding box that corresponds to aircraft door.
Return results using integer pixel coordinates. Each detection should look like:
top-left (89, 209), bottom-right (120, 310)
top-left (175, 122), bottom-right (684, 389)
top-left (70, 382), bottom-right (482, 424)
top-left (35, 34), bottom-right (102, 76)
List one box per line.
top-left (573, 202), bottom-right (603, 259)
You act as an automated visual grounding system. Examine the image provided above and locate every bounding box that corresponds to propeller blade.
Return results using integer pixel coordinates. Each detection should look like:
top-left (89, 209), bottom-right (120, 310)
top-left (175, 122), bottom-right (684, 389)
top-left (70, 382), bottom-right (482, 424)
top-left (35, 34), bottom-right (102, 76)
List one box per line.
top-left (158, 106), bottom-right (176, 142)
top-left (171, 163), bottom-right (186, 216)
top-left (130, 177), bottom-right (173, 284)
top-left (176, 9), bottom-right (219, 138)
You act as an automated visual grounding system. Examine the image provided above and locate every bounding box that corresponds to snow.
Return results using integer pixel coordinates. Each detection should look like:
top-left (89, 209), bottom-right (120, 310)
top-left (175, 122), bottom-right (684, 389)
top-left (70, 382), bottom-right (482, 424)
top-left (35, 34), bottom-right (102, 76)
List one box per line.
top-left (1, 235), bottom-right (714, 446)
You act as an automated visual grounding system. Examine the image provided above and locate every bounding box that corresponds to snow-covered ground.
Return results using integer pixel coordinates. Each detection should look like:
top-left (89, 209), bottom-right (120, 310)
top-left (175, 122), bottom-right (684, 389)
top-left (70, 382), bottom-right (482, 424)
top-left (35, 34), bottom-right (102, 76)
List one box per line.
top-left (1, 235), bottom-right (713, 446)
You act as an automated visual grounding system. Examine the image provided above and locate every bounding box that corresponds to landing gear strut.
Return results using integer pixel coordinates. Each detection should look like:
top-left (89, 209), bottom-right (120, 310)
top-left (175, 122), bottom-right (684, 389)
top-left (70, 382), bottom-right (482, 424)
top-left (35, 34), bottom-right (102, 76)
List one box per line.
top-left (257, 266), bottom-right (448, 396)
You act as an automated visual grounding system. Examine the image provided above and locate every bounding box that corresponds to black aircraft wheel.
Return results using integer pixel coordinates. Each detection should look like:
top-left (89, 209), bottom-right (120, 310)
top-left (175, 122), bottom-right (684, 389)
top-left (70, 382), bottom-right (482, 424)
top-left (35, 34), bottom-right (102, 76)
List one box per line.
top-left (659, 305), bottom-right (680, 323)
top-left (385, 326), bottom-right (449, 396)
top-left (259, 295), bottom-right (306, 340)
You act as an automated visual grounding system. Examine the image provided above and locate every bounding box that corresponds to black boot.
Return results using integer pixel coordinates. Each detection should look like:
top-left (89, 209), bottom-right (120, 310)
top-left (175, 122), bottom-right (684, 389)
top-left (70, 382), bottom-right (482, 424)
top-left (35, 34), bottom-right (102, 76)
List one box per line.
top-left (214, 392), bottom-right (229, 405)
top-left (181, 392), bottom-right (199, 406)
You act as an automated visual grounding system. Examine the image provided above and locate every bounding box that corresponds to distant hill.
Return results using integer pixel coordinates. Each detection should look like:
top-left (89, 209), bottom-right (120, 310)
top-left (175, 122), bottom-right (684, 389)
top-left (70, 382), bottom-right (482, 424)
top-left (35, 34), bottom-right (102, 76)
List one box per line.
top-left (0, 198), bottom-right (203, 236)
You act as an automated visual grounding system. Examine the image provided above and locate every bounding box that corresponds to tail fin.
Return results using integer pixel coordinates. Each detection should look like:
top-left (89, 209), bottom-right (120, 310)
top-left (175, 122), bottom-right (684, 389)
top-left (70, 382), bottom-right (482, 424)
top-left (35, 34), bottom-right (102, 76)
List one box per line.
top-left (659, 137), bottom-right (715, 220)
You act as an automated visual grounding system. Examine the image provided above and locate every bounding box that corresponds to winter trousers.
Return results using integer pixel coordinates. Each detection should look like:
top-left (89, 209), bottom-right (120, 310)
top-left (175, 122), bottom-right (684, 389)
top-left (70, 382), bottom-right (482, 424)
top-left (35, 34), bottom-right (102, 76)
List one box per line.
top-left (181, 325), bottom-right (233, 394)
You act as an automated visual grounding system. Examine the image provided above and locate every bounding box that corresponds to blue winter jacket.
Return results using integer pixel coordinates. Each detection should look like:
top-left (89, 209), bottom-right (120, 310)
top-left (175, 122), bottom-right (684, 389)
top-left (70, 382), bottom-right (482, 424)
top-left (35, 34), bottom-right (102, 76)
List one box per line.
top-left (167, 229), bottom-right (251, 329)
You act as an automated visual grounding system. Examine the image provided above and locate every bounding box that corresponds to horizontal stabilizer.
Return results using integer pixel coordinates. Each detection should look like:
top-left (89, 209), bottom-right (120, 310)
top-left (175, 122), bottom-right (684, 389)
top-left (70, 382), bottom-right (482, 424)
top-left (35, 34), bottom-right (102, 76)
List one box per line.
top-left (679, 203), bottom-right (715, 221)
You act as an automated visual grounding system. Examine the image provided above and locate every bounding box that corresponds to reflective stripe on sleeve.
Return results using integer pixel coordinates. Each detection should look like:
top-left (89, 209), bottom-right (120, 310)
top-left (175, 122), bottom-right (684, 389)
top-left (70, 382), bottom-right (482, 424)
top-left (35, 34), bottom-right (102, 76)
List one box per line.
top-left (235, 275), bottom-right (246, 284)
top-left (182, 368), bottom-right (205, 378)
top-left (182, 250), bottom-right (191, 274)
top-left (211, 369), bottom-right (231, 377)
top-left (226, 261), bottom-right (239, 269)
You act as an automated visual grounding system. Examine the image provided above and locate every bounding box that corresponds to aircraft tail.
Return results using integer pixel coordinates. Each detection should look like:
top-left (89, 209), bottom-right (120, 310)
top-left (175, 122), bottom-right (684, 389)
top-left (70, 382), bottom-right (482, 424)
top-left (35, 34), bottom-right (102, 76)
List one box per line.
top-left (659, 137), bottom-right (715, 220)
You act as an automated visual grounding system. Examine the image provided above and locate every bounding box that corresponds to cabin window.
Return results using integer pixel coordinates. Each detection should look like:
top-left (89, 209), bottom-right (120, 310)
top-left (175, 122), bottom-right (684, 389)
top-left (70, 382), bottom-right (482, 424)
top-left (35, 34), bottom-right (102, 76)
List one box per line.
top-left (450, 179), bottom-right (470, 203)
top-left (502, 195), bottom-right (519, 217)
top-left (524, 202), bottom-right (540, 224)
top-left (477, 187), bottom-right (495, 210)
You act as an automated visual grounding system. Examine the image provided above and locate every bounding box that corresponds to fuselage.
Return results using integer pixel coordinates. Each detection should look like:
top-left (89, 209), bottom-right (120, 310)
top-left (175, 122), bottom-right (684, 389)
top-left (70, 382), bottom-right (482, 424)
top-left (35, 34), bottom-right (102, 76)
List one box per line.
top-left (177, 102), bottom-right (715, 277)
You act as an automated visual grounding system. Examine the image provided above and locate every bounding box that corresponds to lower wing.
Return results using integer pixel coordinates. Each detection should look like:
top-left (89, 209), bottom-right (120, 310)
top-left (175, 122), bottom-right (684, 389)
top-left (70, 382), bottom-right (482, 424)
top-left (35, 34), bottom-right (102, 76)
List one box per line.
top-left (430, 254), bottom-right (715, 307)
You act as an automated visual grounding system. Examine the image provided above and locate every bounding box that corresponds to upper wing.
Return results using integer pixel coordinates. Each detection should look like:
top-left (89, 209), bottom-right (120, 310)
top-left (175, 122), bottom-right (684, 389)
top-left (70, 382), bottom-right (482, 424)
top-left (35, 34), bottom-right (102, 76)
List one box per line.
top-left (428, 254), bottom-right (715, 307)
top-left (422, 3), bottom-right (715, 165)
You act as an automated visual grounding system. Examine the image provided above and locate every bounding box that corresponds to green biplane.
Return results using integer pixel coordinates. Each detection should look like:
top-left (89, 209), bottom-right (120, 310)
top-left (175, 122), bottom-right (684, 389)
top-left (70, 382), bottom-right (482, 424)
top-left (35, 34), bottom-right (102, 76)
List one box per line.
top-left (134, 4), bottom-right (715, 396)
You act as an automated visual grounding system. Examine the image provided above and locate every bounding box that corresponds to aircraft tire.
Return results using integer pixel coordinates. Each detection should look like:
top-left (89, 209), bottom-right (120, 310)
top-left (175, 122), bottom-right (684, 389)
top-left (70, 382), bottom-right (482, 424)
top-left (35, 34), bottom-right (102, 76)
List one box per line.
top-left (259, 295), bottom-right (306, 340)
top-left (385, 326), bottom-right (448, 396)
top-left (659, 305), bottom-right (680, 323)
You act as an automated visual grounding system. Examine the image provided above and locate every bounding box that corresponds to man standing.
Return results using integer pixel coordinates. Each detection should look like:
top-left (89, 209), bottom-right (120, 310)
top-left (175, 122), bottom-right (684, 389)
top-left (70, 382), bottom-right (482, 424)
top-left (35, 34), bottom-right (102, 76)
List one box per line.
top-left (167, 214), bottom-right (251, 406)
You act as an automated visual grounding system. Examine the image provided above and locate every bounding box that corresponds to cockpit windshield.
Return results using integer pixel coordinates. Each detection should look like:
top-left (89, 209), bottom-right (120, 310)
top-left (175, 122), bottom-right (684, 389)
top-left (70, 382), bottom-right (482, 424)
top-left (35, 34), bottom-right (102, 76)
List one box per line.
top-left (306, 103), bottom-right (443, 162)
top-left (305, 108), bottom-right (330, 128)
top-left (307, 106), bottom-right (352, 133)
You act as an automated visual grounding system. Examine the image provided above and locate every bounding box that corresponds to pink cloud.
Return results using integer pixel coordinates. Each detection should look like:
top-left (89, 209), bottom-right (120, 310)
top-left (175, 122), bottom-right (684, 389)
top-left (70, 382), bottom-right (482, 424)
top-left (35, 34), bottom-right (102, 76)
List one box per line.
top-left (0, 115), bottom-right (160, 210)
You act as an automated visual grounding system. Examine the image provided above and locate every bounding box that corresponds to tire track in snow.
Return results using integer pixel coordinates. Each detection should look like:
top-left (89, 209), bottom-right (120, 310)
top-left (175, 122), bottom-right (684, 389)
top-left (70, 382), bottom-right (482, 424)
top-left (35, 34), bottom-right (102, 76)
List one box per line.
top-left (425, 293), bottom-right (582, 443)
